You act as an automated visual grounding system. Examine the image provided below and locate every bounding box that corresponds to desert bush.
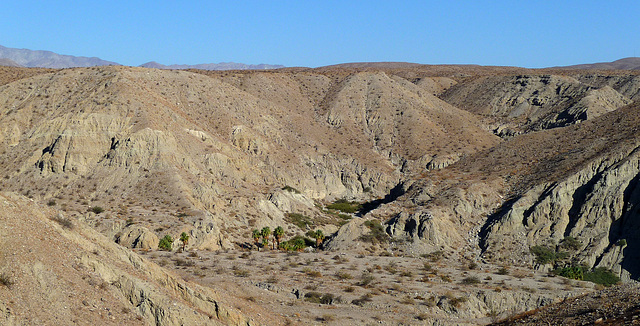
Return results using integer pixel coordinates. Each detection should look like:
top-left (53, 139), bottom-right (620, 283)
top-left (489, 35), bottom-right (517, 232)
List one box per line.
top-left (285, 213), bottom-right (313, 229)
top-left (583, 267), bottom-right (621, 287)
top-left (47, 199), bottom-right (56, 206)
top-left (423, 250), bottom-right (444, 262)
top-left (232, 265), bottom-right (250, 277)
top-left (497, 266), bottom-right (509, 275)
top-left (399, 296), bottom-right (415, 305)
top-left (351, 294), bottom-right (372, 306)
top-left (553, 266), bottom-right (584, 280)
top-left (90, 206), bottom-right (105, 214)
top-left (158, 235), bottom-right (174, 251)
top-left (326, 198), bottom-right (362, 213)
top-left (530, 245), bottom-right (567, 265)
top-left (553, 265), bottom-right (620, 287)
top-left (302, 267), bottom-right (322, 278)
top-left (357, 271), bottom-right (375, 287)
top-left (335, 271), bottom-right (353, 280)
top-left (449, 296), bottom-right (468, 308)
top-left (282, 185), bottom-right (300, 194)
top-left (561, 236), bottom-right (582, 251)
top-left (174, 258), bottom-right (195, 267)
top-left (304, 292), bottom-right (335, 304)
top-left (51, 215), bottom-right (74, 230)
top-left (461, 276), bottom-right (481, 285)
top-left (0, 272), bottom-right (14, 288)
top-left (359, 220), bottom-right (389, 244)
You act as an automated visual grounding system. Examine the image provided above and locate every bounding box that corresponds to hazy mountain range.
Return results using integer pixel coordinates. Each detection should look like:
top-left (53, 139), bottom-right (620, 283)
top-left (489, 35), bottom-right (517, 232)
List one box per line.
top-left (1, 44), bottom-right (639, 70)
top-left (0, 44), bottom-right (284, 70)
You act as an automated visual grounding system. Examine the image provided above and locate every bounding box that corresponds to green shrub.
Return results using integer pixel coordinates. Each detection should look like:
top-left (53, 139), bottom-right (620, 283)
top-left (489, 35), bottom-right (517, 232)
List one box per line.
top-left (327, 199), bottom-right (362, 213)
top-left (282, 185), bottom-right (300, 194)
top-left (583, 267), bottom-right (620, 287)
top-left (561, 236), bottom-right (582, 251)
top-left (359, 220), bottom-right (389, 244)
top-left (304, 292), bottom-right (335, 304)
top-left (279, 235), bottom-right (314, 251)
top-left (554, 266), bottom-right (620, 287)
top-left (553, 266), bottom-right (584, 280)
top-left (460, 276), bottom-right (481, 285)
top-left (617, 239), bottom-right (627, 247)
top-left (423, 250), bottom-right (444, 262)
top-left (158, 235), bottom-right (174, 251)
top-left (285, 213), bottom-right (313, 229)
top-left (351, 294), bottom-right (372, 306)
top-left (90, 206), bottom-right (105, 214)
top-left (530, 245), bottom-right (568, 265)
top-left (357, 271), bottom-right (375, 287)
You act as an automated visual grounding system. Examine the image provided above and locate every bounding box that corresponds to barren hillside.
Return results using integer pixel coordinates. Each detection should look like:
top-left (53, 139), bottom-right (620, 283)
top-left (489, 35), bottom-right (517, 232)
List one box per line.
top-left (1, 63), bottom-right (639, 325)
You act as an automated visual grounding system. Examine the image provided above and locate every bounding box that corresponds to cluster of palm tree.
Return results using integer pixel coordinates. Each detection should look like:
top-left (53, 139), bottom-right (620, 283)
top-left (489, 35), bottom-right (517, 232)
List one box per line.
top-left (251, 226), bottom-right (325, 251)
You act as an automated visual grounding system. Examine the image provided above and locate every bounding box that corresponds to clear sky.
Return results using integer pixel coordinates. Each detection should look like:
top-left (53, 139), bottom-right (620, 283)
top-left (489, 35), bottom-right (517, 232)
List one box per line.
top-left (1, 1), bottom-right (638, 68)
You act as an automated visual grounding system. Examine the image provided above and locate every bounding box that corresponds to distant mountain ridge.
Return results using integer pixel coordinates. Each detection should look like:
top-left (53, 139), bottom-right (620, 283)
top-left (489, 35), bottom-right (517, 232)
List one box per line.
top-left (0, 58), bottom-right (22, 67)
top-left (0, 45), bottom-right (118, 68)
top-left (556, 57), bottom-right (640, 70)
top-left (0, 45), bottom-right (284, 70)
top-left (139, 61), bottom-right (284, 70)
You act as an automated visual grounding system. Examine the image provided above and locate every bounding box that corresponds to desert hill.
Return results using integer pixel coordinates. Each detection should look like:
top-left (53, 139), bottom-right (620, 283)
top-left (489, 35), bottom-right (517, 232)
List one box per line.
top-left (0, 191), bottom-right (252, 325)
top-left (1, 63), bottom-right (640, 324)
top-left (557, 57), bottom-right (640, 70)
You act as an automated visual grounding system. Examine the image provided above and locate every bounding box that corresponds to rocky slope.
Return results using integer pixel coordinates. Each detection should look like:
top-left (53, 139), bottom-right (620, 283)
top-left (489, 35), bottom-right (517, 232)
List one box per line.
top-left (0, 65), bottom-right (498, 253)
top-left (1, 63), bottom-right (640, 324)
top-left (0, 191), bottom-right (251, 325)
top-left (356, 75), bottom-right (640, 282)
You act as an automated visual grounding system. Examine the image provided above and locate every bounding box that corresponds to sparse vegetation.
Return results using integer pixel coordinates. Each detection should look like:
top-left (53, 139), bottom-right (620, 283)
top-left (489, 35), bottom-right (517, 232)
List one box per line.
top-left (285, 213), bottom-right (313, 230)
top-left (0, 272), bottom-right (14, 288)
top-left (561, 236), bottom-right (581, 251)
top-left (554, 265), bottom-right (621, 287)
top-left (282, 185), bottom-right (301, 194)
top-left (530, 245), bottom-right (568, 265)
top-left (90, 206), bottom-right (105, 214)
top-left (460, 276), bottom-right (481, 285)
top-left (51, 214), bottom-right (74, 230)
top-left (158, 235), bottom-right (174, 251)
top-left (304, 292), bottom-right (335, 304)
top-left (179, 232), bottom-right (190, 251)
top-left (326, 198), bottom-right (362, 214)
top-left (359, 220), bottom-right (389, 244)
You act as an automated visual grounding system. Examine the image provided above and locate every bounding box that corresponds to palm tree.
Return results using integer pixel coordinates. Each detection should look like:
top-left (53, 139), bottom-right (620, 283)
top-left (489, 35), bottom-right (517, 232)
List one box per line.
top-left (180, 232), bottom-right (190, 251)
top-left (313, 229), bottom-right (324, 248)
top-left (274, 226), bottom-right (284, 250)
top-left (261, 227), bottom-right (271, 250)
top-left (251, 229), bottom-right (261, 248)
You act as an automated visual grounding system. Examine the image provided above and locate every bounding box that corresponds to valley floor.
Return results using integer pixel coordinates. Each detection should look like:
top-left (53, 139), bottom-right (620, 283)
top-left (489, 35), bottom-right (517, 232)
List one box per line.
top-left (142, 248), bottom-right (596, 325)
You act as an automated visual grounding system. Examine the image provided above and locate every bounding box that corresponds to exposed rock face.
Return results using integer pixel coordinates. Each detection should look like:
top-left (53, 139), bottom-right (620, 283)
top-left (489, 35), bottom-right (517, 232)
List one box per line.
top-left (481, 144), bottom-right (640, 280)
top-left (114, 224), bottom-right (159, 249)
top-left (441, 74), bottom-right (633, 133)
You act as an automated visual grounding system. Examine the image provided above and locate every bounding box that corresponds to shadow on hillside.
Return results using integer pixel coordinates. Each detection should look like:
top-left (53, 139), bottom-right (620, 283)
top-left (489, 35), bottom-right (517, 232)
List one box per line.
top-left (358, 182), bottom-right (406, 216)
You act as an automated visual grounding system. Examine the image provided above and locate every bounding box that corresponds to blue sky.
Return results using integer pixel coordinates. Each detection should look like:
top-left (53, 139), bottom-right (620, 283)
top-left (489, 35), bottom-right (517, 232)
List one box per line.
top-left (2, 1), bottom-right (638, 68)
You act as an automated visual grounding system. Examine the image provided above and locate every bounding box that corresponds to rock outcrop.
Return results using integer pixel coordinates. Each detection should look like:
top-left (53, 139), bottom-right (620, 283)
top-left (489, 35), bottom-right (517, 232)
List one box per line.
top-left (0, 192), bottom-right (251, 325)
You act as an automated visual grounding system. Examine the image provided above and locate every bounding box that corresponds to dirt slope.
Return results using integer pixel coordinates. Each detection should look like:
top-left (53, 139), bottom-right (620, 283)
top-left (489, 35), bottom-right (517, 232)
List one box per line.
top-left (0, 191), bottom-right (251, 325)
